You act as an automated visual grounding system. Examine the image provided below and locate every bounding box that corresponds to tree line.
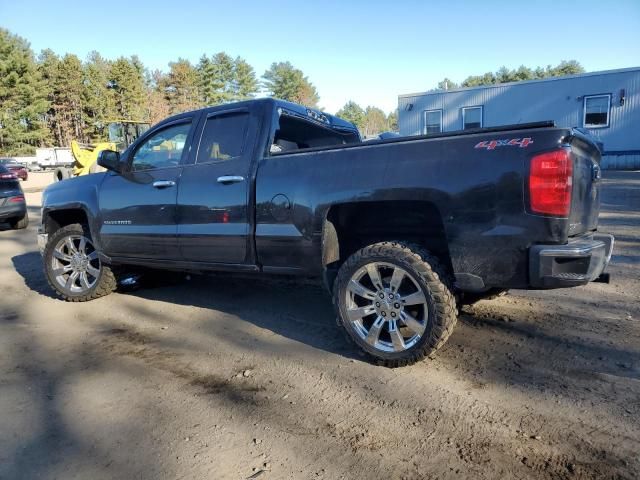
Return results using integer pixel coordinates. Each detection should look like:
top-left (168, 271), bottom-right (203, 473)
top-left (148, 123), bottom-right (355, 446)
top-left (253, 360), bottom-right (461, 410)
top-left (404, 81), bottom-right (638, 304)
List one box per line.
top-left (336, 102), bottom-right (397, 138)
top-left (0, 26), bottom-right (588, 155)
top-left (0, 28), bottom-right (332, 155)
top-left (434, 60), bottom-right (585, 91)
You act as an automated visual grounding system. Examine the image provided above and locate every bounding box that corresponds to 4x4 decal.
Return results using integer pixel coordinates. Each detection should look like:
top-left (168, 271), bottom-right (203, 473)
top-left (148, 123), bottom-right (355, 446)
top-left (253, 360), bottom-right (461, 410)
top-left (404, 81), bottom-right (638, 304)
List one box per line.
top-left (475, 138), bottom-right (533, 150)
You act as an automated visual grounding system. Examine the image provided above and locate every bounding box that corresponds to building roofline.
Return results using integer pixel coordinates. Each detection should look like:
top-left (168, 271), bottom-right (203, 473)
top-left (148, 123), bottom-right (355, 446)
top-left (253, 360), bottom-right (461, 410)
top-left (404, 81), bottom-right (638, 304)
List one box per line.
top-left (398, 66), bottom-right (640, 99)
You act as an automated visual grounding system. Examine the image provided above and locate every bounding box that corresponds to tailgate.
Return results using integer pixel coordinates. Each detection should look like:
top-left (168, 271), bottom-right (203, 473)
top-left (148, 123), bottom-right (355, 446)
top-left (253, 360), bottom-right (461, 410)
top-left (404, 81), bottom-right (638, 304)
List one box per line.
top-left (568, 131), bottom-right (601, 237)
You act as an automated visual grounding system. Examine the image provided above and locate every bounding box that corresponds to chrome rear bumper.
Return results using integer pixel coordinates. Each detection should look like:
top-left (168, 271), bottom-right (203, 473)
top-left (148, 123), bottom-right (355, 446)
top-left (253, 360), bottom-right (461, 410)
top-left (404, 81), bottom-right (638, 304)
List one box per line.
top-left (529, 233), bottom-right (614, 288)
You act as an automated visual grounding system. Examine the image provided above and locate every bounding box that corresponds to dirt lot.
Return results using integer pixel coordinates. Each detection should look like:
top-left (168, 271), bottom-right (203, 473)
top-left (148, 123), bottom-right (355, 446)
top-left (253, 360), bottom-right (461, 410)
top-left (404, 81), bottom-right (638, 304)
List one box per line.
top-left (0, 172), bottom-right (638, 480)
top-left (20, 170), bottom-right (57, 193)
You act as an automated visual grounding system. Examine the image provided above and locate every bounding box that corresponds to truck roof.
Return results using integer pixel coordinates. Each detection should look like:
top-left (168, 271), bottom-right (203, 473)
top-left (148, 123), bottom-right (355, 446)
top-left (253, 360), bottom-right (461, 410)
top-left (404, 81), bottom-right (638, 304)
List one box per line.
top-left (157, 98), bottom-right (359, 134)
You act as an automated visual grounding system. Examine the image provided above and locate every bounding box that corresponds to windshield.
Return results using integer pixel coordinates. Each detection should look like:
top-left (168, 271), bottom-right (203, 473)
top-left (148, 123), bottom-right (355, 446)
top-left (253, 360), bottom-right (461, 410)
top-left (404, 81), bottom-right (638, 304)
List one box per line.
top-left (108, 123), bottom-right (125, 145)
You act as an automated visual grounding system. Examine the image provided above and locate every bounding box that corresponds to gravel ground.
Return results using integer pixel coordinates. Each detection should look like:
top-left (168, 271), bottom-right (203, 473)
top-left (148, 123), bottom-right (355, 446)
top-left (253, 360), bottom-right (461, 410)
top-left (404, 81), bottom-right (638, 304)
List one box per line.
top-left (0, 171), bottom-right (638, 480)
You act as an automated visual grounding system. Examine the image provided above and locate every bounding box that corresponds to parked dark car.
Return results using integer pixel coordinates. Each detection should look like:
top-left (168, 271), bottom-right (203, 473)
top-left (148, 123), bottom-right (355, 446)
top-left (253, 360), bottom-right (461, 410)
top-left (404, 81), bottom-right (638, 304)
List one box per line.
top-left (0, 158), bottom-right (28, 181)
top-left (38, 98), bottom-right (613, 366)
top-left (0, 165), bottom-right (28, 229)
top-left (378, 131), bottom-right (401, 140)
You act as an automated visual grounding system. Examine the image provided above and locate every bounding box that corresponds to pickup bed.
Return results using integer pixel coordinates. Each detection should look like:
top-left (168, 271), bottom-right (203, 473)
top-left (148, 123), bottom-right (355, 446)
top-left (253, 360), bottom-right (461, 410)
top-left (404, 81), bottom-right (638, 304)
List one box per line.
top-left (39, 98), bottom-right (613, 366)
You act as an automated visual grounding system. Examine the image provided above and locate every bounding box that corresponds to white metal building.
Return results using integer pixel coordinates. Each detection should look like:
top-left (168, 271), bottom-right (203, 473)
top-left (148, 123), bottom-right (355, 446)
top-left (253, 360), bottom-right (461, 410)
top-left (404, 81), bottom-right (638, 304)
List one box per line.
top-left (398, 67), bottom-right (640, 169)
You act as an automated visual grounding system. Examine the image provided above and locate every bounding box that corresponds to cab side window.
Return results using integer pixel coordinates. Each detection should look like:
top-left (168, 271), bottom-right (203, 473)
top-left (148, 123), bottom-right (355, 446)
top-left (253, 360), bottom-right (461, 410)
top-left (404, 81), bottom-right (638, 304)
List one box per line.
top-left (131, 122), bottom-right (191, 171)
top-left (196, 112), bottom-right (249, 164)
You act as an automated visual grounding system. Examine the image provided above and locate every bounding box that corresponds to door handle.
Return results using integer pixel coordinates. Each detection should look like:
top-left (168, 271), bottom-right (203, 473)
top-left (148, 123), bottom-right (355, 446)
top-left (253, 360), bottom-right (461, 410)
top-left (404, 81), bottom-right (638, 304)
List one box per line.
top-left (152, 180), bottom-right (176, 188)
top-left (217, 175), bottom-right (245, 184)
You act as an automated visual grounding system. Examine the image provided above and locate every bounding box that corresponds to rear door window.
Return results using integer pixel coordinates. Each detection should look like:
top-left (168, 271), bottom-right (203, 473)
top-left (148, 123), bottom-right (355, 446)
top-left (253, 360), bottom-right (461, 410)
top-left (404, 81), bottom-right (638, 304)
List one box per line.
top-left (196, 112), bottom-right (250, 164)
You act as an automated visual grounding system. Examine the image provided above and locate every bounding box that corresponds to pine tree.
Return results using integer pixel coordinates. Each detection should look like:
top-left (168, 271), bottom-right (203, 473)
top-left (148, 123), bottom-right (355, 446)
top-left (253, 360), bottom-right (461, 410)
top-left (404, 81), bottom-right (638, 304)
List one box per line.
top-left (39, 52), bottom-right (85, 146)
top-left (197, 52), bottom-right (237, 105)
top-left (262, 62), bottom-right (319, 108)
top-left (82, 51), bottom-right (113, 141)
top-left (0, 29), bottom-right (50, 154)
top-left (197, 54), bottom-right (216, 106)
top-left (336, 101), bottom-right (365, 130)
top-left (212, 52), bottom-right (235, 101)
top-left (437, 78), bottom-right (459, 90)
top-left (362, 106), bottom-right (388, 137)
top-left (387, 110), bottom-right (398, 132)
top-left (108, 57), bottom-right (147, 121)
top-left (38, 48), bottom-right (60, 141)
top-left (145, 69), bottom-right (170, 125)
top-left (164, 58), bottom-right (200, 114)
top-left (514, 65), bottom-right (534, 81)
top-left (548, 60), bottom-right (584, 77)
top-left (232, 57), bottom-right (258, 100)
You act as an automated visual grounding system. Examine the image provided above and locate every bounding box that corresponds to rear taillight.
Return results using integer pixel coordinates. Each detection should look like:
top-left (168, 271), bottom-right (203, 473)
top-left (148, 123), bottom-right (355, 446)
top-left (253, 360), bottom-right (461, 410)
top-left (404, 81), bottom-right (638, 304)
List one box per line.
top-left (0, 173), bottom-right (17, 180)
top-left (529, 149), bottom-right (573, 216)
top-left (9, 195), bottom-right (25, 203)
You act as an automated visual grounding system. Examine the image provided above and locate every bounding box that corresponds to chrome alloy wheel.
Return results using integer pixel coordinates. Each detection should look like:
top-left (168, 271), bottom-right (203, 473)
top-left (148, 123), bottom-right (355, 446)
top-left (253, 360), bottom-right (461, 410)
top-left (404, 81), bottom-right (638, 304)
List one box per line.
top-left (345, 262), bottom-right (429, 353)
top-left (50, 234), bottom-right (101, 294)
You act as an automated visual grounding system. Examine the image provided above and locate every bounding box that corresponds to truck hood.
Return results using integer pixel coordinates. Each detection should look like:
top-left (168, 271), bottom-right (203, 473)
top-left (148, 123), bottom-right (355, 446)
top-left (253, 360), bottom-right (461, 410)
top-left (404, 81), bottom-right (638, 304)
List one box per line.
top-left (42, 172), bottom-right (106, 206)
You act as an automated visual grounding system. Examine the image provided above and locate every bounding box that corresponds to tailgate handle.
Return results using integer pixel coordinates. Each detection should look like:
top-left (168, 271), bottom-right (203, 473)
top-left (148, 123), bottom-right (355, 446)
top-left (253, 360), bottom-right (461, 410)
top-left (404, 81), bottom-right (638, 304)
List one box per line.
top-left (217, 175), bottom-right (244, 184)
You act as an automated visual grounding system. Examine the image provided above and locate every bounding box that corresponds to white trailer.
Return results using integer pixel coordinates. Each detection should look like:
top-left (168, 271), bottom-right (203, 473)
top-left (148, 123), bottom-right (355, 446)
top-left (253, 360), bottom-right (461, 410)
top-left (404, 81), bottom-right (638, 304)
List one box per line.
top-left (36, 147), bottom-right (74, 170)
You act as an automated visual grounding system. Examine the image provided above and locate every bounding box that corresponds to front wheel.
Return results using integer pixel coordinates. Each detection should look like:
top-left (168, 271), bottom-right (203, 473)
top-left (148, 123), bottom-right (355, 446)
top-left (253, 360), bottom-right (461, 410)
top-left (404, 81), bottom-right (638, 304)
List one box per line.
top-left (333, 241), bottom-right (458, 367)
top-left (44, 223), bottom-right (117, 301)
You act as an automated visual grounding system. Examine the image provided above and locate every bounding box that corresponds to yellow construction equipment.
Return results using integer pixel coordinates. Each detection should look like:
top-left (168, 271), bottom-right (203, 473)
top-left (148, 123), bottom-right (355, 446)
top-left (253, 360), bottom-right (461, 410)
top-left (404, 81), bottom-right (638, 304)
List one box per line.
top-left (54, 120), bottom-right (150, 182)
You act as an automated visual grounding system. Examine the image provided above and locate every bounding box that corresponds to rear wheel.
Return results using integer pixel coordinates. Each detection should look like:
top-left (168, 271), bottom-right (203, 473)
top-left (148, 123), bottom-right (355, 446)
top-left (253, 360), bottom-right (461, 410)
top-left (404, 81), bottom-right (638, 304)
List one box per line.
top-left (10, 213), bottom-right (28, 230)
top-left (334, 241), bottom-right (457, 367)
top-left (44, 223), bottom-right (116, 301)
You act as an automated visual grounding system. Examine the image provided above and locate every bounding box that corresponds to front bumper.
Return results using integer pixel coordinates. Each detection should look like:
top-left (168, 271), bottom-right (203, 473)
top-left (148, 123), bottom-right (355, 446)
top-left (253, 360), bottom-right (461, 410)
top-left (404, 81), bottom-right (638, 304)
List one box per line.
top-left (529, 233), bottom-right (614, 288)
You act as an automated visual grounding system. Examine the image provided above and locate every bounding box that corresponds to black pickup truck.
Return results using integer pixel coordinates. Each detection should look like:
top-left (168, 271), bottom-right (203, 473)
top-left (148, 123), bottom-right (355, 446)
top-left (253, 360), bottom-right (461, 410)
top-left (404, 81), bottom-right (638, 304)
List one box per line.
top-left (39, 98), bottom-right (613, 366)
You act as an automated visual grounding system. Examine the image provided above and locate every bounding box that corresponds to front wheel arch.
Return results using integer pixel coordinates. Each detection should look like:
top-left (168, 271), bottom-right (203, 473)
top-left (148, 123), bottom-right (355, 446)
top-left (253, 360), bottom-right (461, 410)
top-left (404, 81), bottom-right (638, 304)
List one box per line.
top-left (44, 207), bottom-right (92, 236)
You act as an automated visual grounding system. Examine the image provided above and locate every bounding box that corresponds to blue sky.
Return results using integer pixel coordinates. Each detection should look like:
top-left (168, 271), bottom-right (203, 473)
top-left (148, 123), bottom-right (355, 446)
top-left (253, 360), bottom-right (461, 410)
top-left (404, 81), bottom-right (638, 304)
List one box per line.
top-left (2, 0), bottom-right (639, 113)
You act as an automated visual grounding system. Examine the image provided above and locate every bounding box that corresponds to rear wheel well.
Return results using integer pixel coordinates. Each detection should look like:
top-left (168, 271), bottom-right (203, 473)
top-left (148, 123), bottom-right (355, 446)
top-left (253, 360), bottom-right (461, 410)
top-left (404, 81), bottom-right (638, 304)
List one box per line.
top-left (45, 209), bottom-right (89, 235)
top-left (323, 201), bottom-right (452, 288)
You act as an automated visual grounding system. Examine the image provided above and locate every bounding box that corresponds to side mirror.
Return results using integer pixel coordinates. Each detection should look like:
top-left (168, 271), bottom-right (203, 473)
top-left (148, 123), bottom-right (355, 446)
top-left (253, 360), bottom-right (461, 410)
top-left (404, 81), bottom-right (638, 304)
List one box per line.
top-left (97, 150), bottom-right (121, 173)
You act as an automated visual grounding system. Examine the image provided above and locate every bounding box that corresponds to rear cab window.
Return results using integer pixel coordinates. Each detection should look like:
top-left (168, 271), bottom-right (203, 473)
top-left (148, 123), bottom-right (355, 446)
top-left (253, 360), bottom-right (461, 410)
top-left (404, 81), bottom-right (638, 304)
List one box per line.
top-left (270, 109), bottom-right (360, 155)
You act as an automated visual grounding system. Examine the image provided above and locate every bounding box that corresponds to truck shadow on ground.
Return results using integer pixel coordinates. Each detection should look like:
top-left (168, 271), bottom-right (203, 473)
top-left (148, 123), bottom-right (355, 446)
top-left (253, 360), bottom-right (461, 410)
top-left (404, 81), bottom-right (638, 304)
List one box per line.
top-left (11, 250), bottom-right (638, 382)
top-left (11, 251), bottom-right (359, 360)
top-left (122, 272), bottom-right (363, 361)
top-left (12, 251), bottom-right (51, 296)
top-left (9, 168), bottom-right (638, 372)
